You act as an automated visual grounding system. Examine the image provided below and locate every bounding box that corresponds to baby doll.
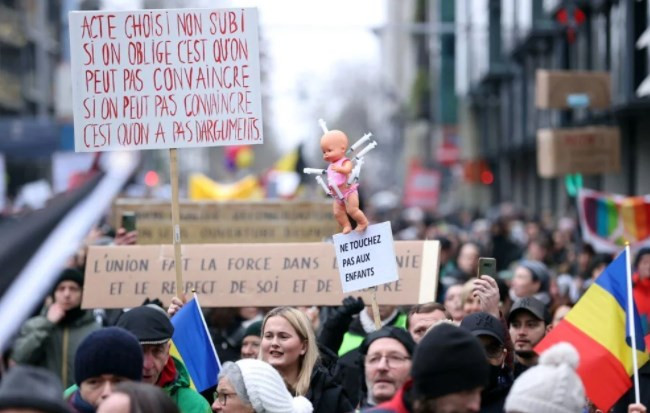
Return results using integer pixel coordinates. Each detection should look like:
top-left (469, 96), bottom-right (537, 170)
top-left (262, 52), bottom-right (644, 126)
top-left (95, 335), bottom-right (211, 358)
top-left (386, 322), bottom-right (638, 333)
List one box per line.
top-left (320, 129), bottom-right (369, 233)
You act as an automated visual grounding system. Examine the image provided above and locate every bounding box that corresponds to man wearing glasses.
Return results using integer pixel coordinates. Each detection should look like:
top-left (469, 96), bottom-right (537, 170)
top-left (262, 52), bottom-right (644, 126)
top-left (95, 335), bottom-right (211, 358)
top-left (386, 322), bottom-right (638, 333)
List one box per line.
top-left (358, 327), bottom-right (416, 409)
top-left (461, 312), bottom-right (513, 413)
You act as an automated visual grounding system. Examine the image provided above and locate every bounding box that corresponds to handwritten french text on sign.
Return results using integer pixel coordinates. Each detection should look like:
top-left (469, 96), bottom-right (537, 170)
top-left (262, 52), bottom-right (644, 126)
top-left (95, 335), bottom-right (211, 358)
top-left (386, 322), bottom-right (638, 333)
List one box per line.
top-left (69, 8), bottom-right (262, 152)
top-left (333, 222), bottom-right (399, 293)
top-left (82, 241), bottom-right (440, 308)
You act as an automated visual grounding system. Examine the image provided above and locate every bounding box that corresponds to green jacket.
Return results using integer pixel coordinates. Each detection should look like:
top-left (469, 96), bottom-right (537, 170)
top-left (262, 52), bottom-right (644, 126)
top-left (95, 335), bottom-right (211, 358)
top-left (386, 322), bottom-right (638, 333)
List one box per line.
top-left (11, 308), bottom-right (100, 388)
top-left (62, 358), bottom-right (211, 413)
top-left (337, 313), bottom-right (408, 357)
top-left (164, 357), bottom-right (211, 413)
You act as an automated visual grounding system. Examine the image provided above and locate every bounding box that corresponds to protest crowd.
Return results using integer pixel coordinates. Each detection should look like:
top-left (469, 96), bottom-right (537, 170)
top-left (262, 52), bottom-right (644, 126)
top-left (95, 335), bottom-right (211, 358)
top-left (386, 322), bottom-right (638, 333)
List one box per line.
top-left (1, 202), bottom-right (649, 413)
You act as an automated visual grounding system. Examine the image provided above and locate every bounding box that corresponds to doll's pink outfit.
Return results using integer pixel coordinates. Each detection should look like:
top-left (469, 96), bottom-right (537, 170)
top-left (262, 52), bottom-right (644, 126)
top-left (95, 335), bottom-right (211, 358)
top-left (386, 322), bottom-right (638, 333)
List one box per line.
top-left (327, 158), bottom-right (358, 204)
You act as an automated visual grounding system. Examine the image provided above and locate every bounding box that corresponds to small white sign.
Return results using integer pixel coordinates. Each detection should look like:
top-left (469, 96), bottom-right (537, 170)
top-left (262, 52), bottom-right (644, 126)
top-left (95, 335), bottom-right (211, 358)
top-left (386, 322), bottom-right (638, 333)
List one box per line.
top-left (69, 8), bottom-right (263, 152)
top-left (333, 221), bottom-right (399, 293)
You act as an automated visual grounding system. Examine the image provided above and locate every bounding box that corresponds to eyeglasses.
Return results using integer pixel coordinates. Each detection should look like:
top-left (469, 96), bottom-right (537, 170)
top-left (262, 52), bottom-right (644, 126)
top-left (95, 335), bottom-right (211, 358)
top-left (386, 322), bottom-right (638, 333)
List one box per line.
top-left (365, 354), bottom-right (411, 367)
top-left (213, 391), bottom-right (235, 406)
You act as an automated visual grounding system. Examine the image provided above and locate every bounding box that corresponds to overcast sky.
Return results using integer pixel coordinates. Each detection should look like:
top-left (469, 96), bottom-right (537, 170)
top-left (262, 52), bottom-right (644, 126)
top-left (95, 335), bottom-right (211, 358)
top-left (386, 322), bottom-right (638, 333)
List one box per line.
top-left (254, 0), bottom-right (386, 151)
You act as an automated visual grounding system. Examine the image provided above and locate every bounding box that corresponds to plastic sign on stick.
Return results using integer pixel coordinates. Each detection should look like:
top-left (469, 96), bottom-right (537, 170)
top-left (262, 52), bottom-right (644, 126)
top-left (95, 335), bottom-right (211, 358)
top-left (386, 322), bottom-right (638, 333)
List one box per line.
top-left (333, 222), bottom-right (399, 293)
top-left (69, 8), bottom-right (263, 152)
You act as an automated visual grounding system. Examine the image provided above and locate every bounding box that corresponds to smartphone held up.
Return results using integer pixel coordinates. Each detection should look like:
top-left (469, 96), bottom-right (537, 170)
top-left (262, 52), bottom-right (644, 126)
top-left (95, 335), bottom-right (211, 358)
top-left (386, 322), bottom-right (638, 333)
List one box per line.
top-left (477, 257), bottom-right (497, 278)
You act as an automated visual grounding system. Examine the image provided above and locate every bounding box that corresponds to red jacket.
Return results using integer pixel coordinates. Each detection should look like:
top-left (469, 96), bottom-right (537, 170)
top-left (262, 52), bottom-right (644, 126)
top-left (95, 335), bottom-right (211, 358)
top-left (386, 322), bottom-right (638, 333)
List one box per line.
top-left (633, 273), bottom-right (650, 348)
top-left (362, 381), bottom-right (412, 413)
top-left (634, 273), bottom-right (650, 316)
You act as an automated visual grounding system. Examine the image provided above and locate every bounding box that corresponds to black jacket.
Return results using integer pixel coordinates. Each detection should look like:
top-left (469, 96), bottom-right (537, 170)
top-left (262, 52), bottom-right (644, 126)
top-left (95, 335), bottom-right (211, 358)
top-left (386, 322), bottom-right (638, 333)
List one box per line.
top-left (306, 364), bottom-right (354, 413)
top-left (481, 380), bottom-right (511, 413)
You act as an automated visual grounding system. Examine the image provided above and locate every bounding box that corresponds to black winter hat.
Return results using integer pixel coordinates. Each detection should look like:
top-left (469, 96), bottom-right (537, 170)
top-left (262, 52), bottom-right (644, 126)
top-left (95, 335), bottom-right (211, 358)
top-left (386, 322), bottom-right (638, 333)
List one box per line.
top-left (0, 365), bottom-right (71, 413)
top-left (460, 311), bottom-right (506, 345)
top-left (411, 323), bottom-right (489, 400)
top-left (359, 326), bottom-right (416, 356)
top-left (74, 327), bottom-right (143, 385)
top-left (51, 268), bottom-right (84, 294)
top-left (116, 305), bottom-right (174, 344)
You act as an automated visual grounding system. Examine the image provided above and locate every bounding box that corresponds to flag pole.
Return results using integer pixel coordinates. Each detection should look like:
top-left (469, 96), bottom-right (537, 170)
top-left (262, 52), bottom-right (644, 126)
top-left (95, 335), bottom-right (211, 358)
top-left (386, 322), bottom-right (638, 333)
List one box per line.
top-left (169, 148), bottom-right (185, 299)
top-left (625, 242), bottom-right (641, 404)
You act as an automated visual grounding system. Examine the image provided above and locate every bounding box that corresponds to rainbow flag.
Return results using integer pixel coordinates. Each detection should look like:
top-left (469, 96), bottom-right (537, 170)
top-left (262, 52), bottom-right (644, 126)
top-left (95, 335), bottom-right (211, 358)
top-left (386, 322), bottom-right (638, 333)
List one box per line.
top-left (170, 295), bottom-right (220, 391)
top-left (535, 249), bottom-right (649, 411)
top-left (578, 188), bottom-right (650, 253)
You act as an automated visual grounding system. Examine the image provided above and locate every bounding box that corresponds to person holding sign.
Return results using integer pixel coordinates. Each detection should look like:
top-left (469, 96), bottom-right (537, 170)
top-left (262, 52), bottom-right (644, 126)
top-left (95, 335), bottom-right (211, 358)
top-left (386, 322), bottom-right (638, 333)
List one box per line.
top-left (320, 130), bottom-right (369, 234)
top-left (259, 307), bottom-right (353, 413)
top-left (115, 305), bottom-right (211, 413)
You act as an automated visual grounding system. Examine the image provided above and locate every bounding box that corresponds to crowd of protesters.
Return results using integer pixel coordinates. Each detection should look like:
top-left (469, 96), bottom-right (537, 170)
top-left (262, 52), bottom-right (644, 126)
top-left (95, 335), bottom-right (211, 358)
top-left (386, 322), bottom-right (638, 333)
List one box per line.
top-left (1, 203), bottom-right (650, 413)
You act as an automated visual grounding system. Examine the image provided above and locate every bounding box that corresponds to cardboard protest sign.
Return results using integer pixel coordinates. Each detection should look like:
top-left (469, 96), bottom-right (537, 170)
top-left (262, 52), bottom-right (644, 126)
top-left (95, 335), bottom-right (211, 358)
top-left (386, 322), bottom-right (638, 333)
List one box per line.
top-left (82, 240), bottom-right (440, 308)
top-left (536, 127), bottom-right (621, 177)
top-left (112, 199), bottom-right (339, 243)
top-left (535, 70), bottom-right (611, 109)
top-left (69, 8), bottom-right (262, 152)
top-left (333, 222), bottom-right (399, 293)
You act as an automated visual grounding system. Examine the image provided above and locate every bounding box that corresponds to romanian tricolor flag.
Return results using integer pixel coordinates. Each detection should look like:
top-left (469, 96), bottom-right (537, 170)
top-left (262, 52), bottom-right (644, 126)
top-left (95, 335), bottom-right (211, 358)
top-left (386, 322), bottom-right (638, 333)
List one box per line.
top-left (536, 249), bottom-right (649, 411)
top-left (170, 295), bottom-right (221, 392)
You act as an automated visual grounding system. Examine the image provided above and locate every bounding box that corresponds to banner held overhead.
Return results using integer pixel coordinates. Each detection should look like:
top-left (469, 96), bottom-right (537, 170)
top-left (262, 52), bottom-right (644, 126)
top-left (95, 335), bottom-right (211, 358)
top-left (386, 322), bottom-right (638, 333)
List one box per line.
top-left (69, 8), bottom-right (263, 152)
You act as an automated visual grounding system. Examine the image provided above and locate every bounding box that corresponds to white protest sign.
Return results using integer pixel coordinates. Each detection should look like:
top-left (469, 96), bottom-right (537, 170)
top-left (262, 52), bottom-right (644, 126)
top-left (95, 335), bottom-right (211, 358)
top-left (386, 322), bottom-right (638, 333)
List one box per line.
top-left (69, 8), bottom-right (263, 152)
top-left (333, 222), bottom-right (399, 293)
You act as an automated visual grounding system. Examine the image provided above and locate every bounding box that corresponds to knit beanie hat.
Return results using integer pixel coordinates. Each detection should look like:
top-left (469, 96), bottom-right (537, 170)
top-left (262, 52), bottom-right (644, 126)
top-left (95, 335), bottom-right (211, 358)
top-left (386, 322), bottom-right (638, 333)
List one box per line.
top-left (518, 260), bottom-right (550, 291)
top-left (243, 320), bottom-right (263, 340)
top-left (504, 342), bottom-right (585, 413)
top-left (0, 365), bottom-right (71, 413)
top-left (74, 327), bottom-right (144, 384)
top-left (410, 323), bottom-right (489, 399)
top-left (51, 268), bottom-right (84, 295)
top-left (236, 359), bottom-right (313, 413)
top-left (359, 326), bottom-right (416, 356)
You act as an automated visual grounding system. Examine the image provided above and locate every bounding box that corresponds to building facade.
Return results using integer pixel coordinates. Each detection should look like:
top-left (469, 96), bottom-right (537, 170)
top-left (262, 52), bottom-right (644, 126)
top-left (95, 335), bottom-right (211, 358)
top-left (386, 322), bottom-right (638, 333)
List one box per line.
top-left (456, 0), bottom-right (650, 217)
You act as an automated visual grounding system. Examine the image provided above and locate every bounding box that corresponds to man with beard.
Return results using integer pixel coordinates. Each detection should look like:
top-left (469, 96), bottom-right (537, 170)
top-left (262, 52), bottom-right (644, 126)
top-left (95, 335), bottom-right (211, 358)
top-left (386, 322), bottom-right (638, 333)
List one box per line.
top-left (461, 312), bottom-right (513, 413)
top-left (11, 268), bottom-right (100, 388)
top-left (363, 323), bottom-right (489, 413)
top-left (507, 297), bottom-right (551, 378)
top-left (358, 327), bottom-right (415, 409)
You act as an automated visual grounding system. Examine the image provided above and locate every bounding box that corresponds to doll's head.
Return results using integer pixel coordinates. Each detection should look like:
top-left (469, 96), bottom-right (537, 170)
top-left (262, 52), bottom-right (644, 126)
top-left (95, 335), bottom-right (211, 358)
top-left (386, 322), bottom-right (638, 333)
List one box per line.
top-left (320, 130), bottom-right (348, 163)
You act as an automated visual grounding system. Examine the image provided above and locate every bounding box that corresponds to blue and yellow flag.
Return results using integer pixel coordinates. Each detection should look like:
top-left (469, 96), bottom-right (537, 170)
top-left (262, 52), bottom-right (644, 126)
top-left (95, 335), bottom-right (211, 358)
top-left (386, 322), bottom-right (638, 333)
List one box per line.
top-left (170, 295), bottom-right (220, 391)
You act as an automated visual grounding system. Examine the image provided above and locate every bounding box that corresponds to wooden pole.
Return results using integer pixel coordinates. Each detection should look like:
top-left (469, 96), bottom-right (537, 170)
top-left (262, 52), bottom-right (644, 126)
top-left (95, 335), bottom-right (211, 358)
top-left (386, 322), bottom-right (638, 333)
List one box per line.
top-left (169, 148), bottom-right (184, 299)
top-left (371, 288), bottom-right (382, 330)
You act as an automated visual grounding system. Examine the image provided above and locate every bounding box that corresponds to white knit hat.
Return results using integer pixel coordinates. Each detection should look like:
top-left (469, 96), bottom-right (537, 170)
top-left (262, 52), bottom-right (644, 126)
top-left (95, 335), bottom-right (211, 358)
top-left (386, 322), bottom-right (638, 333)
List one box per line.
top-left (505, 342), bottom-right (585, 413)
top-left (236, 359), bottom-right (313, 413)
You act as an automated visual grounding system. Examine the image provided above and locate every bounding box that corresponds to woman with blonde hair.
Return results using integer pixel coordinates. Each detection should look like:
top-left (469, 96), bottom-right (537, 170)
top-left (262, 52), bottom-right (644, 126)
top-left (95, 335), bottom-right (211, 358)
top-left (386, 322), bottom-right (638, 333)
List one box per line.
top-left (260, 307), bottom-right (352, 413)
